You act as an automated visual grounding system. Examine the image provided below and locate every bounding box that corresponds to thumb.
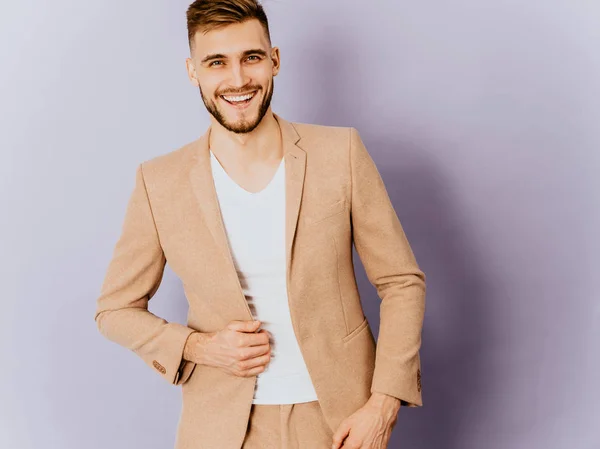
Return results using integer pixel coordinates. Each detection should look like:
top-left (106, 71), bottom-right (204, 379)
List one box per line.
top-left (228, 319), bottom-right (261, 332)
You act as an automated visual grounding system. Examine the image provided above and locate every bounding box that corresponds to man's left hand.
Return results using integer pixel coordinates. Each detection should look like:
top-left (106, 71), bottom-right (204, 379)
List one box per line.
top-left (331, 392), bottom-right (401, 449)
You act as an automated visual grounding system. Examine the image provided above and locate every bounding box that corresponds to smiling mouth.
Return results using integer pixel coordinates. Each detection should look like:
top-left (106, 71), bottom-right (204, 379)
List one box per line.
top-left (220, 91), bottom-right (258, 106)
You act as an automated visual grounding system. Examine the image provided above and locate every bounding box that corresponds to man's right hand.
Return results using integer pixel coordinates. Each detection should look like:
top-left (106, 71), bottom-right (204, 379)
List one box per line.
top-left (183, 320), bottom-right (272, 378)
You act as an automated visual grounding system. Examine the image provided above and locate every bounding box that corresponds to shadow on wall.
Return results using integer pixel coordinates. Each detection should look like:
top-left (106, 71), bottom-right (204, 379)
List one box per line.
top-left (365, 140), bottom-right (493, 449)
top-left (304, 34), bottom-right (495, 449)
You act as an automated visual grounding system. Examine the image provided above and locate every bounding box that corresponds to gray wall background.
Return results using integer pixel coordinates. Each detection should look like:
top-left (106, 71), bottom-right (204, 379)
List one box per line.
top-left (1, 0), bottom-right (598, 448)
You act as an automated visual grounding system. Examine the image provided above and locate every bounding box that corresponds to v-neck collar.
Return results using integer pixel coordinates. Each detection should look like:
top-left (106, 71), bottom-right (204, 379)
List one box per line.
top-left (209, 149), bottom-right (284, 197)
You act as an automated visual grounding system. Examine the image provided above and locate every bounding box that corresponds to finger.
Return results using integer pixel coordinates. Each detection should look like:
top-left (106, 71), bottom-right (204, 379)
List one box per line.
top-left (228, 320), bottom-right (261, 332)
top-left (242, 329), bottom-right (271, 347)
top-left (240, 363), bottom-right (267, 377)
top-left (331, 420), bottom-right (351, 449)
top-left (243, 364), bottom-right (267, 377)
top-left (237, 352), bottom-right (271, 372)
top-left (238, 343), bottom-right (271, 361)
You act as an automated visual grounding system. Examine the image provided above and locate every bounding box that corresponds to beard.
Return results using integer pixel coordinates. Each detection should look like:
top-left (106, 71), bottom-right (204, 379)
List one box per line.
top-left (200, 79), bottom-right (274, 134)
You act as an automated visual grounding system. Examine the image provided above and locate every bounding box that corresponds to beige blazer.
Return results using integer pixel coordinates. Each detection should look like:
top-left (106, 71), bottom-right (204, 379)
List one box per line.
top-left (94, 113), bottom-right (426, 449)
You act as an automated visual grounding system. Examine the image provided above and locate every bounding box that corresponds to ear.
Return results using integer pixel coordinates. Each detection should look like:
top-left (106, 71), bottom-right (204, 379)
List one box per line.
top-left (185, 58), bottom-right (199, 86)
top-left (270, 47), bottom-right (281, 77)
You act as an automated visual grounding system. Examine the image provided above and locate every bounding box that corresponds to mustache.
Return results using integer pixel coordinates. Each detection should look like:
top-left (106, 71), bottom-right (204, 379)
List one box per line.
top-left (217, 87), bottom-right (261, 96)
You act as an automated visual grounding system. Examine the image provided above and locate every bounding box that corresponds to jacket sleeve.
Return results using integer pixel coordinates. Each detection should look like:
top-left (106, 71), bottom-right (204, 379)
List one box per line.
top-left (349, 127), bottom-right (426, 407)
top-left (94, 163), bottom-right (198, 386)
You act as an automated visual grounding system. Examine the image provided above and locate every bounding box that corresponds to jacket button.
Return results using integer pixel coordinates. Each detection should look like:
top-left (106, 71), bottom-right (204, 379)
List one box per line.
top-left (153, 360), bottom-right (166, 374)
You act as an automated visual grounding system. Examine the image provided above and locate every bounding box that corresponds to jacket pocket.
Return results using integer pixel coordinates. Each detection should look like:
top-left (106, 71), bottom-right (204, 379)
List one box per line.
top-left (305, 199), bottom-right (347, 225)
top-left (342, 316), bottom-right (369, 344)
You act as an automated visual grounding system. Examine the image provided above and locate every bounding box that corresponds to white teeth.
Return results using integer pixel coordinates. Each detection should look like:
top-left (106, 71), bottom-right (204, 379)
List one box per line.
top-left (222, 92), bottom-right (255, 102)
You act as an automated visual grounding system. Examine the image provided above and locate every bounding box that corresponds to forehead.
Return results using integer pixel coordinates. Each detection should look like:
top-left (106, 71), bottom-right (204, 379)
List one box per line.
top-left (192, 19), bottom-right (269, 57)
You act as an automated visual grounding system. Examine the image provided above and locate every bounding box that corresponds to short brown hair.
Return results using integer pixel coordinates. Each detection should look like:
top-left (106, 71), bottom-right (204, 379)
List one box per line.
top-left (186, 0), bottom-right (271, 52)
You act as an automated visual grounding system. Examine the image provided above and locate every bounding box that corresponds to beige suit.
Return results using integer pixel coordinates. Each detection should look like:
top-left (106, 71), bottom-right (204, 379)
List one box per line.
top-left (94, 113), bottom-right (426, 449)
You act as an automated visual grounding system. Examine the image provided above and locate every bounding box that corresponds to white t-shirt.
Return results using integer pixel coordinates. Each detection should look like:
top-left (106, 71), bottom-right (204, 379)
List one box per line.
top-left (209, 149), bottom-right (318, 404)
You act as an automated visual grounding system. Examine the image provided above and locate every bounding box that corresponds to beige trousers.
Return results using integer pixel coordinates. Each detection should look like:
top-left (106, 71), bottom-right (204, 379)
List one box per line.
top-left (241, 400), bottom-right (334, 449)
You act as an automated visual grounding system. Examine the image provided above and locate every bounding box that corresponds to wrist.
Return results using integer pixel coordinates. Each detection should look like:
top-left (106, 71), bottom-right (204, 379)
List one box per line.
top-left (183, 331), bottom-right (214, 365)
top-left (369, 392), bottom-right (401, 411)
top-left (182, 331), bottom-right (198, 362)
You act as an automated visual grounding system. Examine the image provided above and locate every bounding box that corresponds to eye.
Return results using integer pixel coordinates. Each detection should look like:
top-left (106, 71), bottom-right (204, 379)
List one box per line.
top-left (247, 55), bottom-right (261, 61)
top-left (210, 60), bottom-right (223, 67)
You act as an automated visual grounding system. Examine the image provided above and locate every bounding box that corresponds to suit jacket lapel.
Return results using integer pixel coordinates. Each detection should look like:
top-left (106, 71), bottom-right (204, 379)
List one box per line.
top-left (279, 114), bottom-right (306, 283)
top-left (187, 113), bottom-right (306, 311)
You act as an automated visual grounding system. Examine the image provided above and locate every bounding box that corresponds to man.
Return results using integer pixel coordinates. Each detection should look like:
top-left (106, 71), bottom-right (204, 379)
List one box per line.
top-left (94, 1), bottom-right (426, 448)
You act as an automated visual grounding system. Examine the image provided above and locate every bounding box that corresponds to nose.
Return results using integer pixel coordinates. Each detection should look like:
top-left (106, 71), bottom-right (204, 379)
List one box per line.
top-left (229, 61), bottom-right (249, 89)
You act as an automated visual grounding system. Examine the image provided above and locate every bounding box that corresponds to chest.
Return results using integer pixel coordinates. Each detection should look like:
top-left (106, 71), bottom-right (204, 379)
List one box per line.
top-left (210, 149), bottom-right (284, 194)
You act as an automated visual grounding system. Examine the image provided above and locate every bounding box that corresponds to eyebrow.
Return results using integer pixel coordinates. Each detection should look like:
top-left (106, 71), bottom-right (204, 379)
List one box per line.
top-left (200, 48), bottom-right (268, 64)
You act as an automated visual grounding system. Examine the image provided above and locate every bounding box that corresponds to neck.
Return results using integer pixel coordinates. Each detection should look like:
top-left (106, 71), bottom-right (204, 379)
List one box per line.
top-left (208, 111), bottom-right (282, 164)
